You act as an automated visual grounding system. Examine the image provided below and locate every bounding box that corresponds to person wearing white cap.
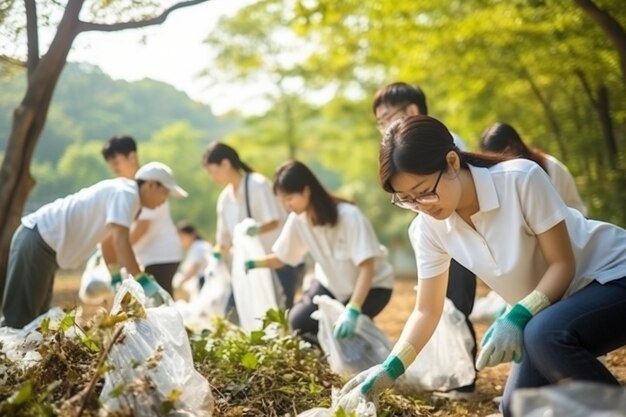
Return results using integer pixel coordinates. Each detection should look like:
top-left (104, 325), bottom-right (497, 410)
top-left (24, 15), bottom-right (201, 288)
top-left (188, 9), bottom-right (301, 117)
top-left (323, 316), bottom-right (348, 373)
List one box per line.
top-left (101, 136), bottom-right (184, 294)
top-left (0, 160), bottom-right (187, 329)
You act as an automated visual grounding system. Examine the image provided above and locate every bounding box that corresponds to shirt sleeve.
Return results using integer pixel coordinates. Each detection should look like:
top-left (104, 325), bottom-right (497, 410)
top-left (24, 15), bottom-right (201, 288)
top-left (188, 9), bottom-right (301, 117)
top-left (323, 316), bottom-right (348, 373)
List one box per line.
top-left (136, 207), bottom-right (157, 221)
top-left (519, 163), bottom-right (571, 234)
top-left (410, 215), bottom-right (450, 279)
top-left (341, 206), bottom-right (382, 266)
top-left (272, 213), bottom-right (308, 266)
top-left (249, 174), bottom-right (284, 224)
top-left (216, 191), bottom-right (231, 248)
top-left (106, 188), bottom-right (138, 229)
top-left (186, 241), bottom-right (205, 265)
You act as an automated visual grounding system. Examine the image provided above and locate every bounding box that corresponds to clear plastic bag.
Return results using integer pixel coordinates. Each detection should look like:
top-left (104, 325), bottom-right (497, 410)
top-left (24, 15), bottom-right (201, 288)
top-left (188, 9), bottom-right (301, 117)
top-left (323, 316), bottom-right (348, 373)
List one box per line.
top-left (230, 218), bottom-right (281, 331)
top-left (399, 298), bottom-right (475, 392)
top-left (314, 295), bottom-right (391, 377)
top-left (297, 388), bottom-right (377, 417)
top-left (469, 290), bottom-right (508, 322)
top-left (512, 381), bottom-right (626, 417)
top-left (78, 248), bottom-right (113, 305)
top-left (100, 280), bottom-right (213, 417)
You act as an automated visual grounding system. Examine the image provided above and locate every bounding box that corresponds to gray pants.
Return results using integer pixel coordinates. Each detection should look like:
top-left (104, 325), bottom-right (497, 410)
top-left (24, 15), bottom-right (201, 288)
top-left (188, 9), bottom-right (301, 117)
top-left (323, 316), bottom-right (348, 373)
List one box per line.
top-left (1, 225), bottom-right (59, 329)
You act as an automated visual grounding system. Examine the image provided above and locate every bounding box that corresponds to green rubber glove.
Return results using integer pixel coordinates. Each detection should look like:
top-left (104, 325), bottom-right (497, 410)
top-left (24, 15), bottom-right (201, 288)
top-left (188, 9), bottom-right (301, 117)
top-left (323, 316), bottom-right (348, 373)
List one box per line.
top-left (211, 249), bottom-right (222, 261)
top-left (476, 290), bottom-right (550, 369)
top-left (109, 264), bottom-right (122, 291)
top-left (340, 340), bottom-right (417, 398)
top-left (136, 273), bottom-right (173, 307)
top-left (333, 303), bottom-right (361, 339)
top-left (245, 223), bottom-right (260, 237)
top-left (244, 259), bottom-right (266, 273)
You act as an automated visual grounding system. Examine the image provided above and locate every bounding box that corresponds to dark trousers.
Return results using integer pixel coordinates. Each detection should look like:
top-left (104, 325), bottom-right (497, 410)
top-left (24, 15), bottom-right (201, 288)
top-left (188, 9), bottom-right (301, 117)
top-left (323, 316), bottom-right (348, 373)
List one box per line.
top-left (275, 263), bottom-right (305, 309)
top-left (447, 259), bottom-right (478, 391)
top-left (501, 277), bottom-right (626, 417)
top-left (145, 262), bottom-right (179, 295)
top-left (2, 225), bottom-right (58, 329)
top-left (289, 279), bottom-right (392, 344)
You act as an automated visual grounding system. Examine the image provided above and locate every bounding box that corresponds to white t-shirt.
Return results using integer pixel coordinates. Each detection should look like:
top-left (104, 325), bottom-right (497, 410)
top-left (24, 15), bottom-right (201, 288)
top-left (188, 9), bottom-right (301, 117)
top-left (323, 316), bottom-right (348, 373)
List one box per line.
top-left (451, 131), bottom-right (468, 151)
top-left (411, 159), bottom-right (626, 305)
top-left (22, 178), bottom-right (140, 269)
top-left (544, 154), bottom-right (587, 215)
top-left (181, 239), bottom-right (212, 278)
top-left (273, 202), bottom-right (394, 300)
top-left (132, 200), bottom-right (182, 266)
top-left (216, 172), bottom-right (285, 253)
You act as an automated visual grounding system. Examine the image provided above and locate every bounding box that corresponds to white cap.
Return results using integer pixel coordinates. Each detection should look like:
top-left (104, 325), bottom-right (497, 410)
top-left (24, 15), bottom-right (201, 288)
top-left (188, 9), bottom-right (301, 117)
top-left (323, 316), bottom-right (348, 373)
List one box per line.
top-left (135, 161), bottom-right (188, 198)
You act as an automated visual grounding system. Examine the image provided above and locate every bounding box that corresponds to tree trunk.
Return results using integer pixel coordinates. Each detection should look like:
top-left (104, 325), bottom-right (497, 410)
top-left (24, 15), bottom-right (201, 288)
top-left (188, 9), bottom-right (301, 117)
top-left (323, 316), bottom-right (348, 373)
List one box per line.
top-left (574, 0), bottom-right (626, 89)
top-left (0, 0), bottom-right (82, 303)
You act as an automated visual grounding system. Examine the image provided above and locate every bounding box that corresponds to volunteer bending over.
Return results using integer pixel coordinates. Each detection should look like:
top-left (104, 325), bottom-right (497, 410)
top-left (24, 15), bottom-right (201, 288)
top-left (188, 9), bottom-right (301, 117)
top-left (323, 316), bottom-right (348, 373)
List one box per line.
top-left (342, 115), bottom-right (626, 417)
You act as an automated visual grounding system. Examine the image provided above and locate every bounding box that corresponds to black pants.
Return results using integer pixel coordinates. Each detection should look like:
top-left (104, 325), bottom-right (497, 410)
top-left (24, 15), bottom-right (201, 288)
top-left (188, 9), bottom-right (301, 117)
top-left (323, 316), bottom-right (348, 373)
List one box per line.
top-left (447, 258), bottom-right (477, 391)
top-left (145, 262), bottom-right (179, 295)
top-left (289, 279), bottom-right (392, 344)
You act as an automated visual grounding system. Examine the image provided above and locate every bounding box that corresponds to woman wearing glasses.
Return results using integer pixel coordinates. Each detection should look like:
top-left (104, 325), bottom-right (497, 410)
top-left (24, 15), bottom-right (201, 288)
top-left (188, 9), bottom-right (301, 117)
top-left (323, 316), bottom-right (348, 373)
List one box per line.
top-left (244, 160), bottom-right (394, 344)
top-left (341, 115), bottom-right (626, 417)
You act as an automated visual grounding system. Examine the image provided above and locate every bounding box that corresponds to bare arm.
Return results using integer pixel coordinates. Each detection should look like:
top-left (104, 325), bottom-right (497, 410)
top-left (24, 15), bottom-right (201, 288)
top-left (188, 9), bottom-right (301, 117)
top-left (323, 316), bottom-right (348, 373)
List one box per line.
top-left (535, 220), bottom-right (576, 302)
top-left (178, 263), bottom-right (202, 284)
top-left (107, 223), bottom-right (142, 276)
top-left (348, 257), bottom-right (375, 308)
top-left (397, 270), bottom-right (449, 356)
top-left (258, 253), bottom-right (286, 269)
top-left (129, 219), bottom-right (150, 245)
top-left (101, 235), bottom-right (117, 265)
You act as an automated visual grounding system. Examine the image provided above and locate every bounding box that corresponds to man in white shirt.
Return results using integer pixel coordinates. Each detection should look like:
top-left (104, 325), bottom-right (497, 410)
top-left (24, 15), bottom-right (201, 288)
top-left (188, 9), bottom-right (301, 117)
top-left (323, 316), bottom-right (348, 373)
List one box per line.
top-left (101, 136), bottom-right (183, 294)
top-left (1, 161), bottom-right (187, 328)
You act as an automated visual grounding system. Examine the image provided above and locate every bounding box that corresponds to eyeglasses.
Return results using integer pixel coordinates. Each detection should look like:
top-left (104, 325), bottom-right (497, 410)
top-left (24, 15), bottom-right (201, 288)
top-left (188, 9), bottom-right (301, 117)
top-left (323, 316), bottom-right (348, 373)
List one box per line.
top-left (391, 169), bottom-right (444, 209)
top-left (376, 105), bottom-right (408, 133)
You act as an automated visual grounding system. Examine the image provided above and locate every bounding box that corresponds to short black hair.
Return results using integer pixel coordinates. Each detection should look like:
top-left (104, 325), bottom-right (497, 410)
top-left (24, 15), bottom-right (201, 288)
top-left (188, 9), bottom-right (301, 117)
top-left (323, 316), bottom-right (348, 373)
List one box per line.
top-left (102, 135), bottom-right (137, 161)
top-left (372, 82), bottom-right (428, 115)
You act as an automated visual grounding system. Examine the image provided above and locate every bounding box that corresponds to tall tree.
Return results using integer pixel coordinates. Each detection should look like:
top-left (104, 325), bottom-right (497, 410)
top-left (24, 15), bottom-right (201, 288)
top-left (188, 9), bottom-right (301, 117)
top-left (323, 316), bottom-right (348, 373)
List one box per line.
top-left (0, 0), bottom-right (209, 301)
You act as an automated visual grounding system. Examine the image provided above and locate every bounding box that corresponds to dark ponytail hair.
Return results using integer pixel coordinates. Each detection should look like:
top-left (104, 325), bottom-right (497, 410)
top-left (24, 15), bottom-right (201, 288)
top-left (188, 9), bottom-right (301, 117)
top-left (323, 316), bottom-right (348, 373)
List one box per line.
top-left (202, 142), bottom-right (254, 173)
top-left (176, 220), bottom-right (203, 241)
top-left (273, 160), bottom-right (350, 227)
top-left (379, 115), bottom-right (507, 193)
top-left (479, 122), bottom-right (548, 173)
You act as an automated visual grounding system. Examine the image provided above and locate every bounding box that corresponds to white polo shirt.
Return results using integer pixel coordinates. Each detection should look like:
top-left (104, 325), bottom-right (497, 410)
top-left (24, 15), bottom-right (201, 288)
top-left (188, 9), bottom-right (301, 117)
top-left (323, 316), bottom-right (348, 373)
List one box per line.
top-left (273, 202), bottom-right (394, 300)
top-left (132, 200), bottom-right (182, 266)
top-left (544, 154), bottom-right (587, 215)
top-left (181, 239), bottom-right (212, 278)
top-left (216, 172), bottom-right (285, 253)
top-left (22, 178), bottom-right (140, 269)
top-left (411, 159), bottom-right (626, 305)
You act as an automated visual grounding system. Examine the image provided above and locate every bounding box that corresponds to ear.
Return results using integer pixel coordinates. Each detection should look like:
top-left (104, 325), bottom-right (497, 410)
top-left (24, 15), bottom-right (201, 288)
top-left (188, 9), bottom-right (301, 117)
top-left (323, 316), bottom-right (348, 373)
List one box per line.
top-left (405, 104), bottom-right (421, 116)
top-left (446, 150), bottom-right (461, 171)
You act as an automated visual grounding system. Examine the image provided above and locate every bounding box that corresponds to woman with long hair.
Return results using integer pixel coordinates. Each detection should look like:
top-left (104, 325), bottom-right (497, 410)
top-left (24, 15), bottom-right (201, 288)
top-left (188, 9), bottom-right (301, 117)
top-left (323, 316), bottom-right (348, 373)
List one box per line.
top-left (245, 160), bottom-right (394, 344)
top-left (342, 115), bottom-right (626, 417)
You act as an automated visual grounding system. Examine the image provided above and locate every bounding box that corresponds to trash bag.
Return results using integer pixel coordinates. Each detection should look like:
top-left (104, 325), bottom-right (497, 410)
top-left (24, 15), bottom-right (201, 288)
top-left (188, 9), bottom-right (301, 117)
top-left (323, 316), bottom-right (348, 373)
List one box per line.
top-left (512, 381), bottom-right (626, 417)
top-left (314, 295), bottom-right (391, 377)
top-left (469, 290), bottom-right (508, 322)
top-left (78, 248), bottom-right (113, 305)
top-left (100, 280), bottom-right (213, 417)
top-left (399, 298), bottom-right (475, 392)
top-left (297, 388), bottom-right (377, 417)
top-left (230, 218), bottom-right (281, 331)
top-left (173, 255), bottom-right (231, 331)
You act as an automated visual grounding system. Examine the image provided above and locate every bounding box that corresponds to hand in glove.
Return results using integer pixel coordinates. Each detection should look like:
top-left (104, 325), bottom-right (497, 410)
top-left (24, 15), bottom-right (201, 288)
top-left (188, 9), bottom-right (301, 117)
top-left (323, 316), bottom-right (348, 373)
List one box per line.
top-left (333, 303), bottom-right (361, 339)
top-left (136, 273), bottom-right (173, 307)
top-left (109, 264), bottom-right (122, 291)
top-left (245, 223), bottom-right (260, 237)
top-left (244, 259), bottom-right (267, 273)
top-left (476, 290), bottom-right (550, 369)
top-left (340, 340), bottom-right (417, 398)
top-left (211, 248), bottom-right (222, 261)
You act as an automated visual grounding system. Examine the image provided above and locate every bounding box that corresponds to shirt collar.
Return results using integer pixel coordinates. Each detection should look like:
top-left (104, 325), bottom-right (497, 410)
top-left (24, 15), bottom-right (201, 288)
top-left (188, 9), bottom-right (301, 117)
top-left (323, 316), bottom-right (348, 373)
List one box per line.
top-left (443, 164), bottom-right (500, 232)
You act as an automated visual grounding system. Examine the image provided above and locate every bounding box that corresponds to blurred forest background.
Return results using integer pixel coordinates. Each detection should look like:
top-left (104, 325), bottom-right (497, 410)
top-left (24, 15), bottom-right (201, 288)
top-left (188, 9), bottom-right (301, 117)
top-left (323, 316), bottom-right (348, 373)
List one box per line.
top-left (1, 0), bottom-right (625, 273)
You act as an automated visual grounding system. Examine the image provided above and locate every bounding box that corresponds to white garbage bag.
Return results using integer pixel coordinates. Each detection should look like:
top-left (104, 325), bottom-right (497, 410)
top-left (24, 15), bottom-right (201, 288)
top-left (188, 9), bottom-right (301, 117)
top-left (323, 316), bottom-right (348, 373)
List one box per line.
top-left (399, 298), bottom-right (475, 392)
top-left (469, 290), bottom-right (508, 322)
top-left (314, 295), bottom-right (391, 377)
top-left (78, 248), bottom-right (113, 305)
top-left (297, 388), bottom-right (377, 417)
top-left (512, 381), bottom-right (626, 417)
top-left (100, 280), bottom-right (213, 417)
top-left (231, 218), bottom-right (281, 331)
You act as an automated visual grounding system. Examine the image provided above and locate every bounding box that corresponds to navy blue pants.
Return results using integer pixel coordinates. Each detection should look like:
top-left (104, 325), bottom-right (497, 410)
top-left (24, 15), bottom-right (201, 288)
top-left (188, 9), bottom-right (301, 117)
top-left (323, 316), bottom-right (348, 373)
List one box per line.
top-left (501, 277), bottom-right (626, 417)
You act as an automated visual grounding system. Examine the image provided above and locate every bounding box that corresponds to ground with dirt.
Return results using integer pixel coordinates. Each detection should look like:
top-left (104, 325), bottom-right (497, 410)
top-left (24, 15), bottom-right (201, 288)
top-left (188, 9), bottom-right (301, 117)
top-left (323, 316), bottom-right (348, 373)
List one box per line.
top-left (51, 272), bottom-right (626, 416)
